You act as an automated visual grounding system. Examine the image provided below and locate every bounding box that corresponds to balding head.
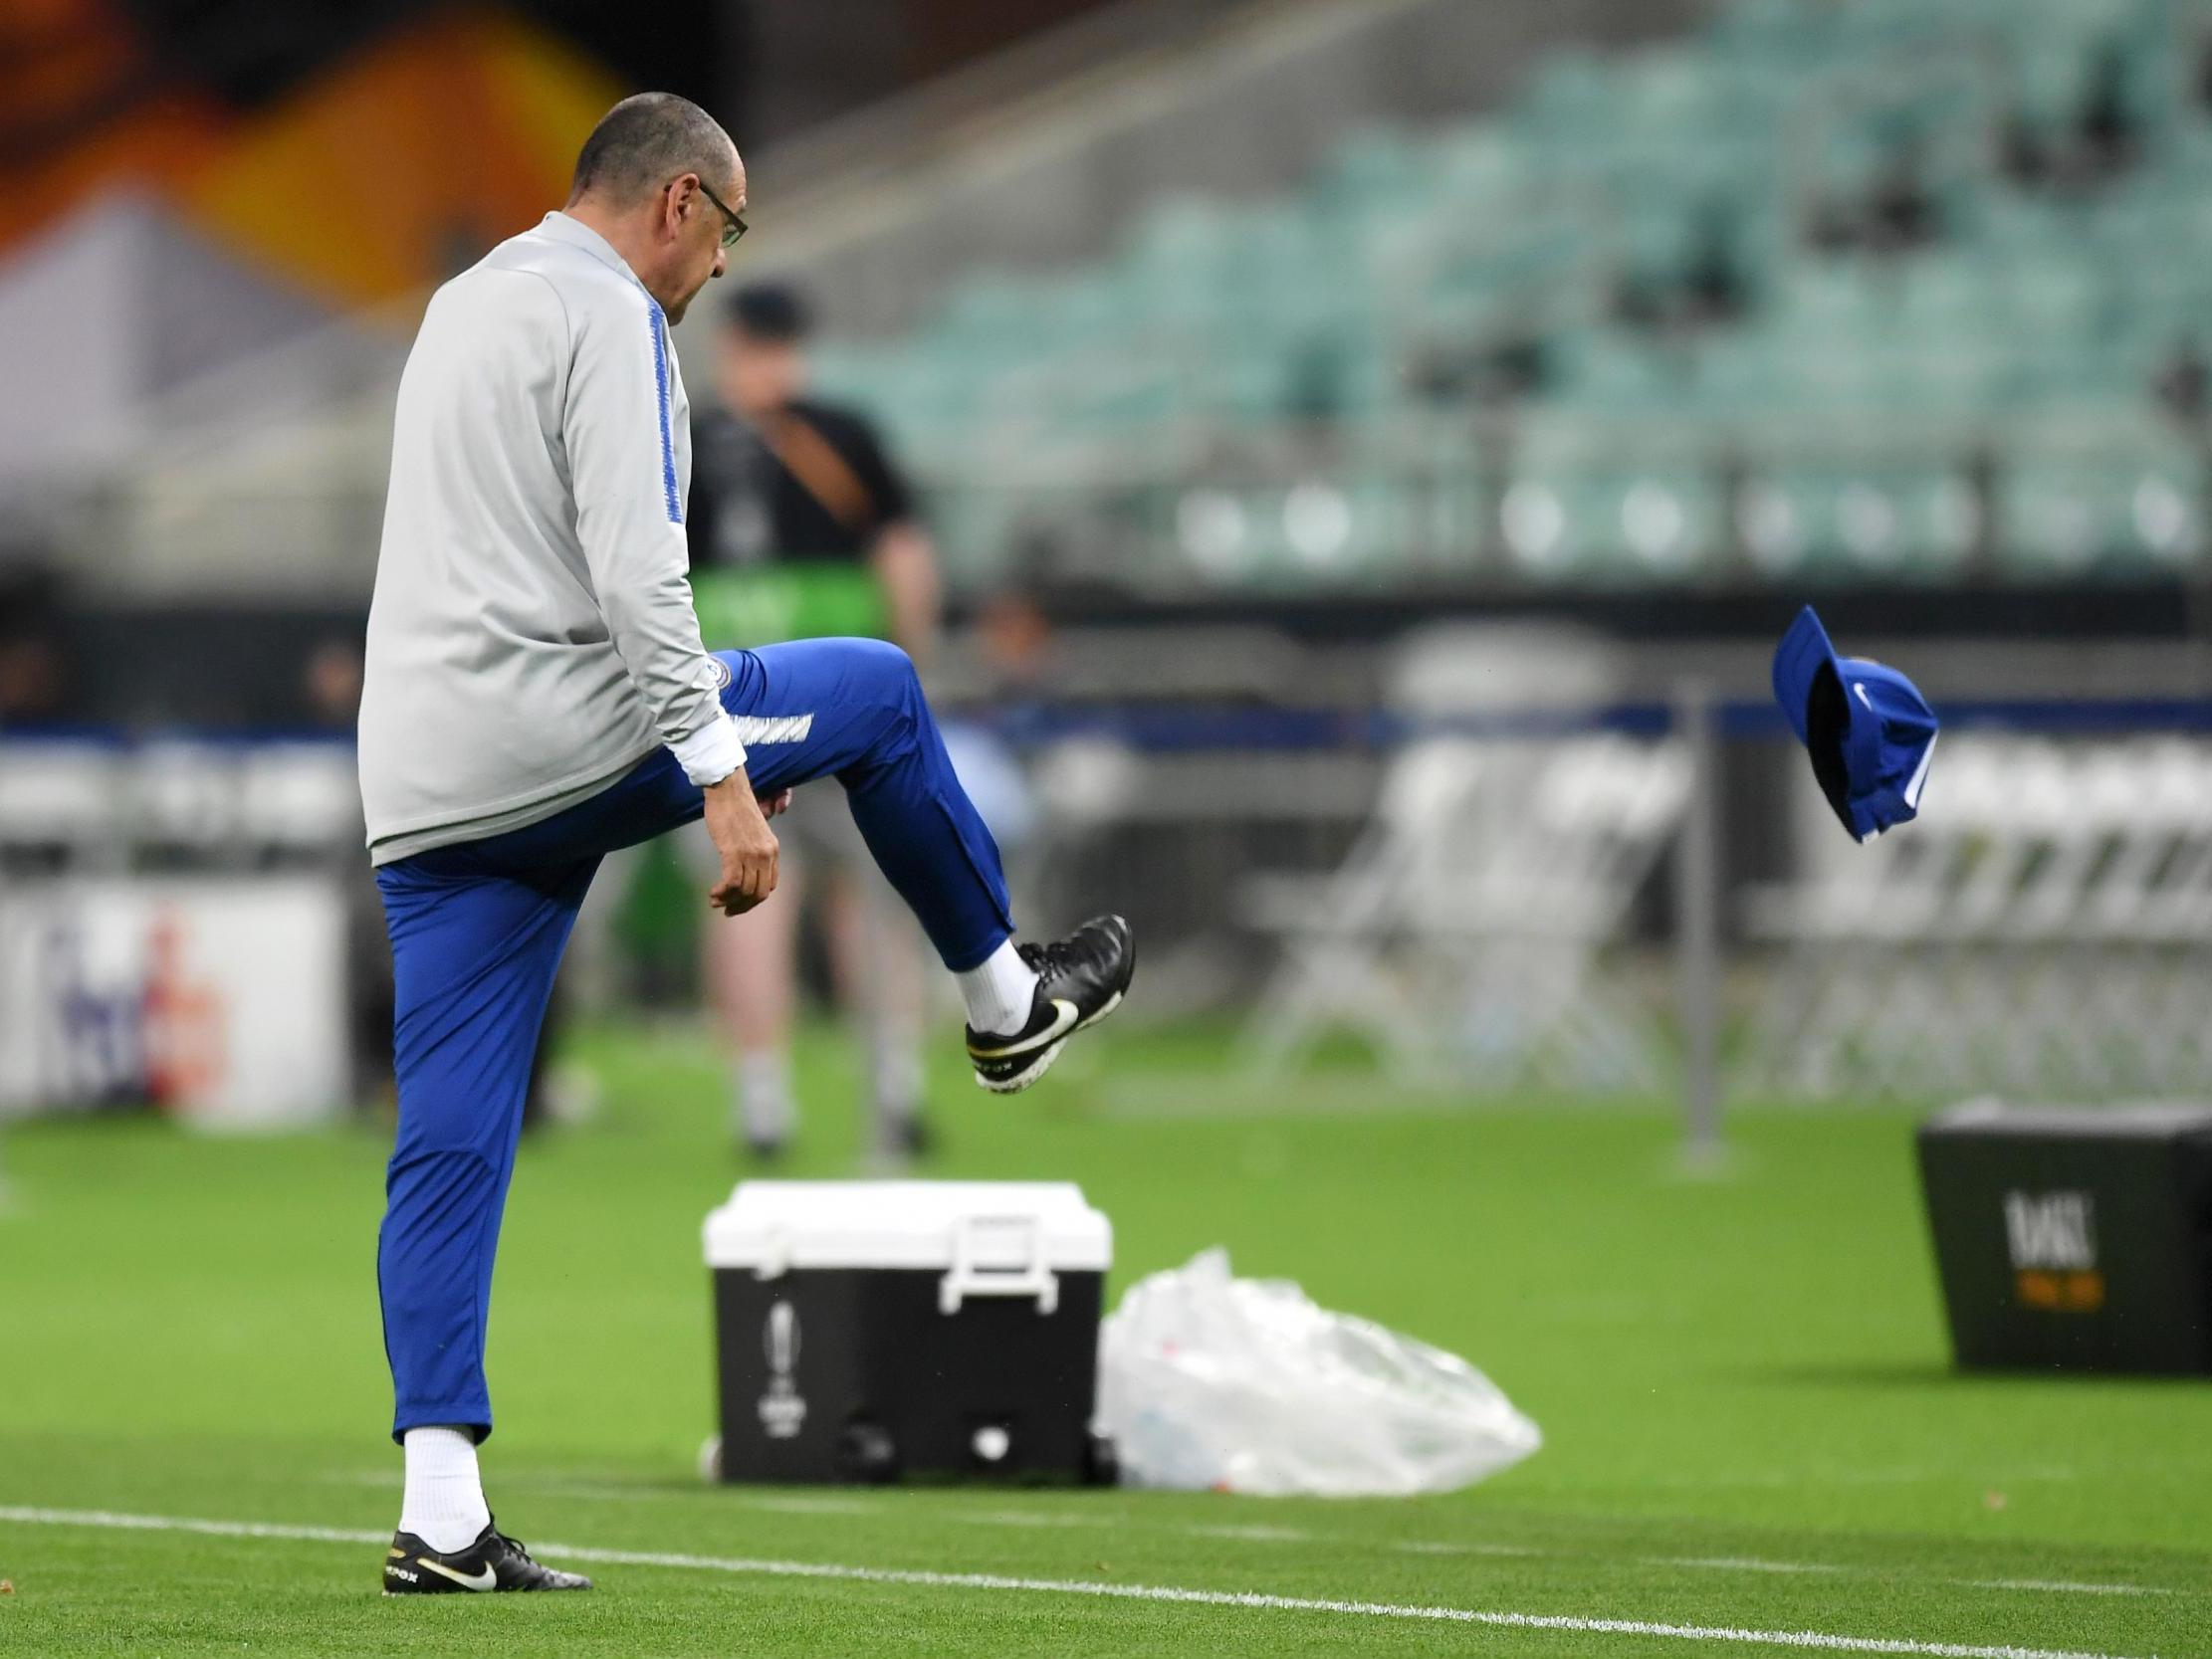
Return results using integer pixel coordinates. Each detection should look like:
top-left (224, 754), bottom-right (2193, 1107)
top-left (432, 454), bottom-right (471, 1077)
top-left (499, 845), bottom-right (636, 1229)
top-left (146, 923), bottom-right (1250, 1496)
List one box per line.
top-left (569, 92), bottom-right (738, 206)
top-left (562, 92), bottom-right (747, 325)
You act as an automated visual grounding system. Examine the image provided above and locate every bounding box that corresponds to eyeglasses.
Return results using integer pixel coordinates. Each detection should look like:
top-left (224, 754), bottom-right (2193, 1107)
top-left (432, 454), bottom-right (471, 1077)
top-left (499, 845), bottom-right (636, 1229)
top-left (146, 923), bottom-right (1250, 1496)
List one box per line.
top-left (697, 179), bottom-right (748, 250)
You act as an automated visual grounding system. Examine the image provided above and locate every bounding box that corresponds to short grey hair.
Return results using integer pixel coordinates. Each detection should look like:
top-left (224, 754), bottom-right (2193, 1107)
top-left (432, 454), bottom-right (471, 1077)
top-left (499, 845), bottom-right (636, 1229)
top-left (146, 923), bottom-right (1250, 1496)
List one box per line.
top-left (569, 93), bottom-right (735, 203)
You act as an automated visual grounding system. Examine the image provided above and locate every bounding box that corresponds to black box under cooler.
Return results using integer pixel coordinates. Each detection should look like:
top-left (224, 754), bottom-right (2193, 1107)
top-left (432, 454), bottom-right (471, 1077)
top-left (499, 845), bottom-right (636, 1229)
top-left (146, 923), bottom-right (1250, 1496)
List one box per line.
top-left (1917, 1102), bottom-right (2212, 1373)
top-left (704, 1180), bottom-right (1115, 1483)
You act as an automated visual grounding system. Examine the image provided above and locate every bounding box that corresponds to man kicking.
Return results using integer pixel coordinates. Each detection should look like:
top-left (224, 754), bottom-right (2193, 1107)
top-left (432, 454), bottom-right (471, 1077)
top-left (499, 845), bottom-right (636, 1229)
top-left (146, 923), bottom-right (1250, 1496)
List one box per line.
top-left (357, 92), bottom-right (1133, 1595)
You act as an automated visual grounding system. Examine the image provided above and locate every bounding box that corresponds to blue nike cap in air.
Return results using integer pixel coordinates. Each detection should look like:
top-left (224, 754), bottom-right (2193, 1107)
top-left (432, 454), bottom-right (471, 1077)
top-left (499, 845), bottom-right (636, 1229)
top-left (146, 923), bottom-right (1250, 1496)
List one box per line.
top-left (1771, 605), bottom-right (1939, 843)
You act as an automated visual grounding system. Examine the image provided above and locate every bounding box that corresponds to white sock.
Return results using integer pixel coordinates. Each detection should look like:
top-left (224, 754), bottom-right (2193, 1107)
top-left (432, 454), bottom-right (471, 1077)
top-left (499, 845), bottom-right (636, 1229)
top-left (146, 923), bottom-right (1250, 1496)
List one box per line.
top-left (957, 938), bottom-right (1038, 1036)
top-left (738, 1050), bottom-right (793, 1145)
top-left (398, 1425), bottom-right (491, 1554)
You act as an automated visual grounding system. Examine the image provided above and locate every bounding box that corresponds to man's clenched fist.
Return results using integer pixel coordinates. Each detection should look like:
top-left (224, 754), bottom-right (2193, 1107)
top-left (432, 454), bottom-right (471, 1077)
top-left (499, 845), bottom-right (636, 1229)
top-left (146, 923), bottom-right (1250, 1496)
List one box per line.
top-left (703, 771), bottom-right (781, 916)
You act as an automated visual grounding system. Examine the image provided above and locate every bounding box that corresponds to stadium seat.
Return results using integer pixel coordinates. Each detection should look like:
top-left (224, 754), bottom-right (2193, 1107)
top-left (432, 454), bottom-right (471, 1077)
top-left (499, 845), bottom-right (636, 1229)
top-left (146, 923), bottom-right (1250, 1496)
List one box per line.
top-left (816, 0), bottom-right (2207, 592)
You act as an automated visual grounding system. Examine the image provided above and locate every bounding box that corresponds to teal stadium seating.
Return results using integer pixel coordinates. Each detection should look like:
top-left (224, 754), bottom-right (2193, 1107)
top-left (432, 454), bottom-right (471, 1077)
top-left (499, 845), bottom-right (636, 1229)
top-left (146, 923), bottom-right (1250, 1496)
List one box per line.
top-left (811, 0), bottom-right (2212, 589)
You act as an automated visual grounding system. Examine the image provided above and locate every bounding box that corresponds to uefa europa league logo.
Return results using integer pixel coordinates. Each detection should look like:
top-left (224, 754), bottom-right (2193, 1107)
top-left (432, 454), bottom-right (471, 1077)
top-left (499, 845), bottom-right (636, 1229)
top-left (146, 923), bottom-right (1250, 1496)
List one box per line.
top-left (758, 1300), bottom-right (807, 1438)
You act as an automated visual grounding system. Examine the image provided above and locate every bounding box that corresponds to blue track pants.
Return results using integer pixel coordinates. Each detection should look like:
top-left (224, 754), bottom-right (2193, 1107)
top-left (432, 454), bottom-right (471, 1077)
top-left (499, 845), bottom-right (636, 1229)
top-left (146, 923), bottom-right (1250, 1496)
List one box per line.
top-left (373, 639), bottom-right (1013, 1441)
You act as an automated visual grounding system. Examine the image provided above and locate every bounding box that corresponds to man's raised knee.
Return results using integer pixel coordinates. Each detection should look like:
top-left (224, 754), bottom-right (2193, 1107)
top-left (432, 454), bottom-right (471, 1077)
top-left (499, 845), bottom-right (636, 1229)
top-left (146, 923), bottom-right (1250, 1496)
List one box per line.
top-left (844, 636), bottom-right (920, 698)
top-left (854, 636), bottom-right (914, 675)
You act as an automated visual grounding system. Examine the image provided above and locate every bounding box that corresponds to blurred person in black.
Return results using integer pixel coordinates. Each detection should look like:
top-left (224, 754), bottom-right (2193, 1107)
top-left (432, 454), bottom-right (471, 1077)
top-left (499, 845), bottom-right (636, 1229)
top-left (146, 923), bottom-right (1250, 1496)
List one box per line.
top-left (300, 639), bottom-right (395, 1113)
top-left (0, 552), bottom-right (66, 723)
top-left (2155, 333), bottom-right (2211, 429)
top-left (685, 281), bottom-right (944, 1161)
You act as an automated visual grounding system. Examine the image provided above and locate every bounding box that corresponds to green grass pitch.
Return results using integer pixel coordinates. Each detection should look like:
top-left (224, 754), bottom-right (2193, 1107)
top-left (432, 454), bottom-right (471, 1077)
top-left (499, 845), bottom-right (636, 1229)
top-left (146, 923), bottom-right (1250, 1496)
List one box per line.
top-left (2, 1018), bottom-right (2209, 1657)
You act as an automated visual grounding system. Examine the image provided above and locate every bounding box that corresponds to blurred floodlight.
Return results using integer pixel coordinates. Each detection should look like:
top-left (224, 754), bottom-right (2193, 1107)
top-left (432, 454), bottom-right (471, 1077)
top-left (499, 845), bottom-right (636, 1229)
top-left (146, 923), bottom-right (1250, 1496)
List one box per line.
top-left (1739, 483), bottom-right (1802, 571)
top-left (1839, 484), bottom-right (1902, 567)
top-left (1178, 489), bottom-right (1248, 575)
top-left (1501, 481), bottom-right (1567, 570)
top-left (1283, 482), bottom-right (1353, 566)
top-left (1621, 480), bottom-right (1687, 569)
top-left (1931, 476), bottom-right (1981, 559)
top-left (2133, 475), bottom-right (2194, 559)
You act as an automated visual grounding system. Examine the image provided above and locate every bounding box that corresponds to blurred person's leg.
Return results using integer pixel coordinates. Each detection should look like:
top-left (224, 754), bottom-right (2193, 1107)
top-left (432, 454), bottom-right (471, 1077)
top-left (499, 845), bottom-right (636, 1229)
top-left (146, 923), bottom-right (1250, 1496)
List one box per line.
top-left (818, 861), bottom-right (929, 1159)
top-left (341, 862), bottom-right (396, 1113)
top-left (518, 971), bottom-right (568, 1136)
top-left (696, 815), bottom-right (804, 1154)
top-left (561, 841), bottom-right (650, 1017)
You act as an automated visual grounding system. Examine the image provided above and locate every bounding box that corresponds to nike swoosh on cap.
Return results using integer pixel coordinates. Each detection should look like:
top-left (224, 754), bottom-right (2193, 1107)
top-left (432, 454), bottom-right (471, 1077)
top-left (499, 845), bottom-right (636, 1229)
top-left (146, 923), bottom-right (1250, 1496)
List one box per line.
top-left (416, 1556), bottom-right (499, 1591)
top-left (969, 999), bottom-right (1079, 1058)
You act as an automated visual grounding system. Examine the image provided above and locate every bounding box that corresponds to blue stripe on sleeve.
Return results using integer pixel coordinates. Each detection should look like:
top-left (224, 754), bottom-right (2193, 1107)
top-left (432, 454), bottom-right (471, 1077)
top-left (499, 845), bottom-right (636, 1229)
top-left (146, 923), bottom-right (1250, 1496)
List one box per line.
top-left (647, 301), bottom-right (682, 523)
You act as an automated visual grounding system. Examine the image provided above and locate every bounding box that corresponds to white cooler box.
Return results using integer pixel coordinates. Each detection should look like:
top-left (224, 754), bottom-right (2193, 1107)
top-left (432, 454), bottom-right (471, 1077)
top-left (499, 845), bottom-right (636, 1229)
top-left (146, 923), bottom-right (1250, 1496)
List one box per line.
top-left (703, 1180), bottom-right (1117, 1484)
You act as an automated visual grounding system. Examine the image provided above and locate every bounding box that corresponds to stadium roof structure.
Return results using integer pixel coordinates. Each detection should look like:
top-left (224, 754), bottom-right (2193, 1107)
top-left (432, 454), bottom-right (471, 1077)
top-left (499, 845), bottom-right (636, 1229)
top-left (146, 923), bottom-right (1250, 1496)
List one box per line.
top-left (0, 192), bottom-right (336, 496)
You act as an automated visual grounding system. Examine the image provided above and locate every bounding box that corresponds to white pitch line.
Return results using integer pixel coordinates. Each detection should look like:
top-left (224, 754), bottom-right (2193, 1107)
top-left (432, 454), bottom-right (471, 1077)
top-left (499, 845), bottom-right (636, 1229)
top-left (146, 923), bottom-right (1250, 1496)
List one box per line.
top-left (280, 1486), bottom-right (2207, 1602)
top-left (1964, 1580), bottom-right (2170, 1599)
top-left (963, 1509), bottom-right (1109, 1530)
top-left (936, 1513), bottom-right (2192, 1600)
top-left (0, 1508), bottom-right (384, 1548)
top-left (728, 1495), bottom-right (884, 1518)
top-left (0, 1505), bottom-right (2151, 1659)
top-left (1187, 1523), bottom-right (1314, 1543)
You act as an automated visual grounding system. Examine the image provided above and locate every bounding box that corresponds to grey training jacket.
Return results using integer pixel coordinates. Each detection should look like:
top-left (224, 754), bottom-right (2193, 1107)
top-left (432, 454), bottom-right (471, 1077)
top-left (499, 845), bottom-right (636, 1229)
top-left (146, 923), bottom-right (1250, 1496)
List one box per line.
top-left (358, 211), bottom-right (745, 866)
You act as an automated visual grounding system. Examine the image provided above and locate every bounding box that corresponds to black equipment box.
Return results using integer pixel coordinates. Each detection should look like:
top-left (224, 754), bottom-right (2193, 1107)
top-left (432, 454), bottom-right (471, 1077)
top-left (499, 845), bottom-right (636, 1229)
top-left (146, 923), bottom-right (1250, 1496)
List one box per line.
top-left (704, 1180), bottom-right (1116, 1484)
top-left (1917, 1102), bottom-right (2212, 1374)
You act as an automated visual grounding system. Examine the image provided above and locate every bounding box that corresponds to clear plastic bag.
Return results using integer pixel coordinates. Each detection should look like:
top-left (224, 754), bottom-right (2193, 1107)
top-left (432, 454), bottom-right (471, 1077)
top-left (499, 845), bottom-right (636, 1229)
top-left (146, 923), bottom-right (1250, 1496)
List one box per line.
top-left (1097, 1248), bottom-right (1542, 1496)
